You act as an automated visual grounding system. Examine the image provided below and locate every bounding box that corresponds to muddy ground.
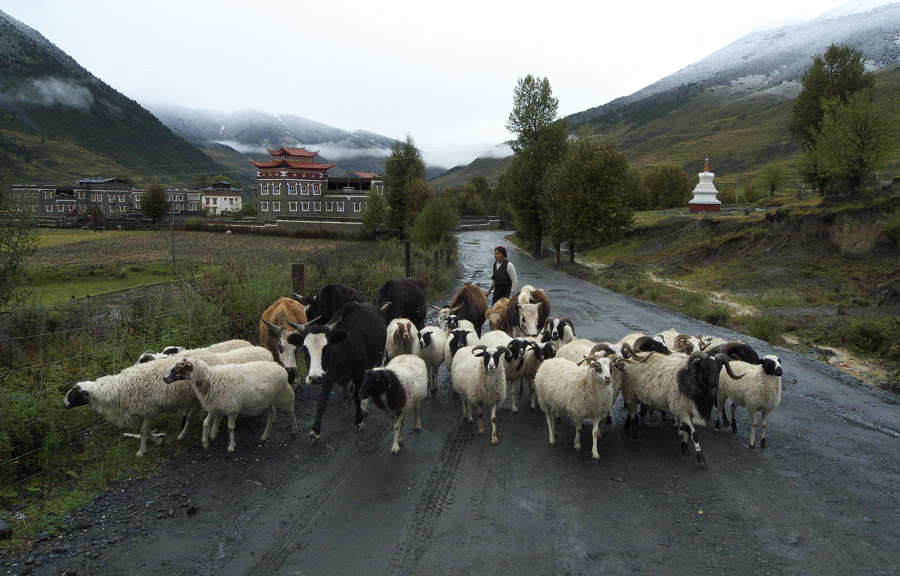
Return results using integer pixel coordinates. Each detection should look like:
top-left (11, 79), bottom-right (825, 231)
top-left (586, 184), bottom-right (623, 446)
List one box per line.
top-left (3, 229), bottom-right (898, 576)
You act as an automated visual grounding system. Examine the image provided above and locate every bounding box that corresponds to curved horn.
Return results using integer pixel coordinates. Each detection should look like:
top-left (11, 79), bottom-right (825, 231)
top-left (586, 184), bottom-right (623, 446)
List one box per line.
top-left (262, 318), bottom-right (282, 336)
top-left (559, 317), bottom-right (575, 333)
top-left (450, 305), bottom-right (462, 313)
top-left (287, 316), bottom-right (322, 331)
top-left (716, 353), bottom-right (746, 379)
top-left (325, 316), bottom-right (342, 331)
top-left (673, 334), bottom-right (693, 353)
top-left (618, 342), bottom-right (638, 359)
top-left (720, 342), bottom-right (745, 359)
top-left (497, 345), bottom-right (511, 356)
top-left (697, 334), bottom-right (711, 350)
top-left (589, 343), bottom-right (615, 356)
top-left (471, 344), bottom-right (488, 356)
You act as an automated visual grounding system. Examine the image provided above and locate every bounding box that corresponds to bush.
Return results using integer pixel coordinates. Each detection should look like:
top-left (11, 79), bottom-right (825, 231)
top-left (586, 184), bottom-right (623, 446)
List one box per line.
top-left (717, 185), bottom-right (736, 204)
top-left (410, 198), bottom-right (458, 247)
top-left (744, 314), bottom-right (787, 344)
top-left (883, 209), bottom-right (900, 248)
top-left (183, 218), bottom-right (204, 231)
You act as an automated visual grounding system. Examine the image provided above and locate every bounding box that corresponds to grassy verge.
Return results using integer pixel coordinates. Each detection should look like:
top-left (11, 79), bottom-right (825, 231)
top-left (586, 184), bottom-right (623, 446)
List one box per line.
top-left (508, 195), bottom-right (900, 392)
top-left (0, 235), bottom-right (455, 552)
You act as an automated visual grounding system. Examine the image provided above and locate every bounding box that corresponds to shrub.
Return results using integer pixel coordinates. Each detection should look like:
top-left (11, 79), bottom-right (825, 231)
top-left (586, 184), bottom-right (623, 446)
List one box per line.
top-left (410, 198), bottom-right (458, 247)
top-left (883, 209), bottom-right (900, 248)
top-left (744, 314), bottom-right (787, 344)
top-left (183, 218), bottom-right (204, 231)
top-left (717, 185), bottom-right (736, 204)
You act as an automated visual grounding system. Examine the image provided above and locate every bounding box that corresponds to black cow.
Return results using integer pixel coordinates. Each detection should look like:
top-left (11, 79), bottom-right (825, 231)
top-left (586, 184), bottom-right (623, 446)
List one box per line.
top-left (376, 278), bottom-right (427, 330)
top-left (287, 301), bottom-right (386, 442)
top-left (295, 283), bottom-right (367, 326)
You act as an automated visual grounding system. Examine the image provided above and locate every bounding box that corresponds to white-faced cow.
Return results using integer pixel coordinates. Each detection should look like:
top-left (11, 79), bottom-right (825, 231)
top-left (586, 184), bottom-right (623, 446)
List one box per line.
top-left (287, 301), bottom-right (387, 442)
top-left (260, 297), bottom-right (310, 386)
top-left (377, 278), bottom-right (427, 330)
top-left (501, 285), bottom-right (551, 338)
top-left (294, 283), bottom-right (367, 326)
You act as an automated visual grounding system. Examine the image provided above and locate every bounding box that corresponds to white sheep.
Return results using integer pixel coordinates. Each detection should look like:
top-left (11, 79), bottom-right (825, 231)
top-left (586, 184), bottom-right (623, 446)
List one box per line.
top-left (480, 331), bottom-right (532, 414)
top-left (417, 326), bottom-right (447, 395)
top-left (135, 339), bottom-right (253, 364)
top-left (358, 355), bottom-right (428, 454)
top-left (451, 345), bottom-right (511, 445)
top-left (556, 338), bottom-right (601, 364)
top-left (163, 357), bottom-right (297, 452)
top-left (715, 355), bottom-right (783, 448)
top-left (534, 354), bottom-right (628, 459)
top-left (619, 351), bottom-right (745, 467)
top-left (386, 317), bottom-right (420, 360)
top-left (443, 328), bottom-right (478, 373)
top-left (64, 356), bottom-right (202, 457)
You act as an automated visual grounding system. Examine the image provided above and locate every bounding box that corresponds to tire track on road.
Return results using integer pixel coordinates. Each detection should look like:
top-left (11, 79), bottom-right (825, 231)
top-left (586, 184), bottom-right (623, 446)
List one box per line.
top-left (243, 417), bottom-right (391, 576)
top-left (389, 422), bottom-right (474, 575)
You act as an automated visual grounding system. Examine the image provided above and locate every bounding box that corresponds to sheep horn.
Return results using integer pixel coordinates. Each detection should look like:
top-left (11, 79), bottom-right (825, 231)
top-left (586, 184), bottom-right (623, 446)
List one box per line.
top-left (716, 353), bottom-right (746, 379)
top-left (697, 334), bottom-right (711, 350)
top-left (471, 344), bottom-right (487, 356)
top-left (618, 342), bottom-right (639, 359)
top-left (559, 317), bottom-right (575, 335)
top-left (720, 342), bottom-right (746, 359)
top-left (588, 343), bottom-right (614, 357)
top-left (673, 334), bottom-right (693, 353)
top-left (262, 318), bottom-right (282, 336)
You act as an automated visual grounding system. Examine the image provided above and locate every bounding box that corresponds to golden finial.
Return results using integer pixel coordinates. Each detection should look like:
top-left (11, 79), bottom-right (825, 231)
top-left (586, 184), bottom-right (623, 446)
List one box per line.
top-left (704, 156), bottom-right (710, 172)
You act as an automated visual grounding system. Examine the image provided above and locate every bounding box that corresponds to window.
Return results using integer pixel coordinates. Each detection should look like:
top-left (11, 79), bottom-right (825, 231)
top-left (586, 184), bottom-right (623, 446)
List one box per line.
top-left (133, 194), bottom-right (141, 203)
top-left (77, 191), bottom-right (85, 200)
top-left (313, 202), bottom-right (321, 211)
top-left (301, 202), bottom-right (310, 212)
top-left (272, 201), bottom-right (281, 211)
top-left (300, 183), bottom-right (309, 195)
top-left (312, 183), bottom-right (321, 195)
top-left (261, 202), bottom-right (269, 211)
top-left (119, 205), bottom-right (126, 212)
top-left (57, 205), bottom-right (65, 212)
top-left (353, 201), bottom-right (362, 212)
top-left (118, 194), bottom-right (126, 202)
top-left (288, 183), bottom-right (296, 194)
top-left (336, 202), bottom-right (345, 212)
top-left (108, 194), bottom-right (115, 203)
top-left (44, 191), bottom-right (52, 199)
top-left (289, 201), bottom-right (298, 212)
top-left (263, 183), bottom-right (270, 194)
top-left (273, 184), bottom-right (281, 195)
top-left (325, 201), bottom-right (333, 212)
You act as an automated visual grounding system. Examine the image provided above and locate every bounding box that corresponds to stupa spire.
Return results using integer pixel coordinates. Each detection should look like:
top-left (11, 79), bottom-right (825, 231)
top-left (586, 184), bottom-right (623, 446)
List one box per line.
top-left (704, 156), bottom-right (709, 172)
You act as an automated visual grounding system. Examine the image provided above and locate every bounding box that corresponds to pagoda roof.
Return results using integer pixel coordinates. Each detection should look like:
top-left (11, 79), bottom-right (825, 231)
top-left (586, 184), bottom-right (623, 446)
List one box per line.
top-left (267, 147), bottom-right (318, 158)
top-left (251, 159), bottom-right (336, 170)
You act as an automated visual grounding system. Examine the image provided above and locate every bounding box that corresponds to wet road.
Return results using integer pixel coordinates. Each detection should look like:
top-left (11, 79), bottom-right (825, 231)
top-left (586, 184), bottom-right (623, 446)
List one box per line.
top-left (12, 229), bottom-right (899, 576)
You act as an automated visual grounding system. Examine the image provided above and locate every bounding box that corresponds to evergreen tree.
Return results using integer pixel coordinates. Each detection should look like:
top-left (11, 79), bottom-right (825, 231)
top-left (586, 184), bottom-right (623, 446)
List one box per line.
top-left (383, 135), bottom-right (428, 230)
top-left (141, 181), bottom-right (169, 222)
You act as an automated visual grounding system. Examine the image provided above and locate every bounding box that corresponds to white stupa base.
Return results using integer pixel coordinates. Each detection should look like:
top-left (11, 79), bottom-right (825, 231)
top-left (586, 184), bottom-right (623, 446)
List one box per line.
top-left (689, 170), bottom-right (721, 212)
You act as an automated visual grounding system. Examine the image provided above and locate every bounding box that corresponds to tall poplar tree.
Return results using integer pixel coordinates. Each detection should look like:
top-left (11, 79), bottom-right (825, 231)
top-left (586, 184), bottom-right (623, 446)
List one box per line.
top-left (383, 135), bottom-right (429, 230)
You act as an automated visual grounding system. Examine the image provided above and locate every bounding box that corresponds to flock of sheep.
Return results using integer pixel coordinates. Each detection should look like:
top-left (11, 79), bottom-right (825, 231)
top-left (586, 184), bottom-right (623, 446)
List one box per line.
top-left (62, 280), bottom-right (784, 468)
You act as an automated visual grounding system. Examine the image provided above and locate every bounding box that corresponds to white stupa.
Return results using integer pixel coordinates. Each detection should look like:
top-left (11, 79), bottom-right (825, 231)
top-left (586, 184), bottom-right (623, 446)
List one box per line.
top-left (689, 157), bottom-right (721, 213)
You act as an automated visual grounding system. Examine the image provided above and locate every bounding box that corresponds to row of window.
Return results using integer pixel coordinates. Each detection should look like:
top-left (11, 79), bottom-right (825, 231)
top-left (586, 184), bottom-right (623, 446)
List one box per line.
top-left (259, 182), bottom-right (322, 196)
top-left (259, 201), bottom-right (364, 213)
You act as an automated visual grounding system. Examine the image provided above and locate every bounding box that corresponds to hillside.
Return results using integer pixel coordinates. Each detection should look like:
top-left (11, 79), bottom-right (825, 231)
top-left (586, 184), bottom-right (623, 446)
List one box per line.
top-left (0, 10), bottom-right (225, 187)
top-left (430, 155), bottom-right (513, 190)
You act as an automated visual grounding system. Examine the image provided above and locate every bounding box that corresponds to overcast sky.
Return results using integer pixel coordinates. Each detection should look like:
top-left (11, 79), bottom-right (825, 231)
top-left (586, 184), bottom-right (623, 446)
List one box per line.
top-left (1, 0), bottom-right (887, 167)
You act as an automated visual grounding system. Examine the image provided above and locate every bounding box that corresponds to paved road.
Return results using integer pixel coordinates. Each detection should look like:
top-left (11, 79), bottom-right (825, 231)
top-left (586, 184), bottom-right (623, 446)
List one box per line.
top-left (8, 230), bottom-right (898, 576)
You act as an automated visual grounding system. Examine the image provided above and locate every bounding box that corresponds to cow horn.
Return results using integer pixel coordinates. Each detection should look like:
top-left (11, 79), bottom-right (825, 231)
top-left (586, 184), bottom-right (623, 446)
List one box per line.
top-left (287, 316), bottom-right (321, 331)
top-left (380, 302), bottom-right (392, 312)
top-left (326, 316), bottom-right (342, 331)
top-left (262, 318), bottom-right (282, 336)
top-left (429, 304), bottom-right (442, 311)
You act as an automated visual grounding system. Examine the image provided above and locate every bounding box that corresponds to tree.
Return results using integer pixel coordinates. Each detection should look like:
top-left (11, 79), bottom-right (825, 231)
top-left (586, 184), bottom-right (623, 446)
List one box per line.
top-left (383, 135), bottom-right (428, 230)
top-left (410, 198), bottom-right (458, 247)
top-left (806, 92), bottom-right (899, 190)
top-left (788, 44), bottom-right (874, 150)
top-left (0, 184), bottom-right (38, 310)
top-left (505, 75), bottom-right (567, 256)
top-left (761, 164), bottom-right (786, 196)
top-left (361, 187), bottom-right (387, 232)
top-left (643, 166), bottom-right (693, 209)
top-left (542, 133), bottom-right (633, 265)
top-left (140, 181), bottom-right (169, 222)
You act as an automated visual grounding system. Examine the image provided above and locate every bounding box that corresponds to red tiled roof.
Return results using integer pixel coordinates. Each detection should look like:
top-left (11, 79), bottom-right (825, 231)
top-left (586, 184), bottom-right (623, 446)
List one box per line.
top-left (266, 147), bottom-right (317, 158)
top-left (251, 159), bottom-right (336, 170)
top-left (347, 171), bottom-right (379, 179)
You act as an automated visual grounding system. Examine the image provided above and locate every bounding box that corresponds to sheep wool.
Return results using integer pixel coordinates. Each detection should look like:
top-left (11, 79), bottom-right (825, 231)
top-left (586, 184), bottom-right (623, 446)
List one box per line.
top-left (716, 355), bottom-right (783, 448)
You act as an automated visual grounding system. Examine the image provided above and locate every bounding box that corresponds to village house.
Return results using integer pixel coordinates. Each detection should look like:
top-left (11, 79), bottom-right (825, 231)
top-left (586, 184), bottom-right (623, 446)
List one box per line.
top-left (201, 180), bottom-right (243, 216)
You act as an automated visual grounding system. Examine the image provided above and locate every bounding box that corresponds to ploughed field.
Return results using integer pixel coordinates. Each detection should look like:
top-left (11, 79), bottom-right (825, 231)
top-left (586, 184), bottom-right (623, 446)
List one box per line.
top-left (4, 230), bottom-right (898, 576)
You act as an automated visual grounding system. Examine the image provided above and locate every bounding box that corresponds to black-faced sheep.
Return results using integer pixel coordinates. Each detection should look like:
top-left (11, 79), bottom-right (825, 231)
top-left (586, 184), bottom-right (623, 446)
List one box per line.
top-left (715, 355), bottom-right (783, 448)
top-left (540, 317), bottom-right (576, 351)
top-left (417, 326), bottom-right (447, 395)
top-left (451, 345), bottom-right (511, 445)
top-left (443, 328), bottom-right (478, 373)
top-left (358, 354), bottom-right (428, 455)
top-left (163, 357), bottom-right (297, 452)
top-left (620, 351), bottom-right (745, 467)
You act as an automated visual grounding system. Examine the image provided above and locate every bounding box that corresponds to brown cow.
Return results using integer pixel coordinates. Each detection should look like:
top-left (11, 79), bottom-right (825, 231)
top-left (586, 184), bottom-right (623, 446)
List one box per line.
top-left (433, 283), bottom-right (489, 337)
top-left (260, 297), bottom-right (309, 386)
top-left (486, 297), bottom-right (510, 332)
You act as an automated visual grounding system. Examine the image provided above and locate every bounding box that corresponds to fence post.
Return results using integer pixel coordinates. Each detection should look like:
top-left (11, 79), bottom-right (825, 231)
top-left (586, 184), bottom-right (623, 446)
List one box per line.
top-left (292, 263), bottom-right (305, 294)
top-left (404, 240), bottom-right (411, 277)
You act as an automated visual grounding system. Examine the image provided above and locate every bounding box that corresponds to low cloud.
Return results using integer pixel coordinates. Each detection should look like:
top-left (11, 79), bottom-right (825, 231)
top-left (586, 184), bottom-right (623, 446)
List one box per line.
top-left (2, 77), bottom-right (95, 110)
top-left (213, 140), bottom-right (269, 155)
